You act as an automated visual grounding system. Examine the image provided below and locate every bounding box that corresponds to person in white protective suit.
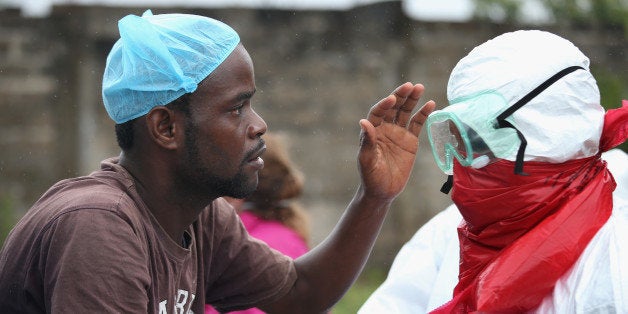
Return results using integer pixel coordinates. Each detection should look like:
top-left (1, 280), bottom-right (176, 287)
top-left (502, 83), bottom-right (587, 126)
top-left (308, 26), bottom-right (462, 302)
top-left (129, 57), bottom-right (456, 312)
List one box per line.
top-left (359, 30), bottom-right (628, 314)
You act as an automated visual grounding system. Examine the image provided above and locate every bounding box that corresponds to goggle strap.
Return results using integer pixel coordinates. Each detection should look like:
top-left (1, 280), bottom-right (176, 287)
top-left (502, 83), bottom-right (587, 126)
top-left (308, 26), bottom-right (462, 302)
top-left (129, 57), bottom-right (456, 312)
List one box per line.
top-left (440, 175), bottom-right (454, 194)
top-left (496, 66), bottom-right (584, 123)
top-left (500, 119), bottom-right (530, 175)
top-left (494, 65), bottom-right (583, 175)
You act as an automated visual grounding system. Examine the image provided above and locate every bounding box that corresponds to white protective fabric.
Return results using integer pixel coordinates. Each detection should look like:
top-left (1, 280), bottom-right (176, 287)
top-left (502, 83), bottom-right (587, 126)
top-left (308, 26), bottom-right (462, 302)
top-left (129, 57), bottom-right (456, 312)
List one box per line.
top-left (359, 149), bottom-right (628, 314)
top-left (447, 30), bottom-right (604, 164)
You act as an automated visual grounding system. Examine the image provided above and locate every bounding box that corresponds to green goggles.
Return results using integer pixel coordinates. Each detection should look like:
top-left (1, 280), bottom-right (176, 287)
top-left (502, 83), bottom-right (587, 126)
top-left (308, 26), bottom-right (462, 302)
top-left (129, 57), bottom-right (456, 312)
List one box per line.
top-left (426, 92), bottom-right (520, 175)
top-left (427, 66), bottom-right (585, 177)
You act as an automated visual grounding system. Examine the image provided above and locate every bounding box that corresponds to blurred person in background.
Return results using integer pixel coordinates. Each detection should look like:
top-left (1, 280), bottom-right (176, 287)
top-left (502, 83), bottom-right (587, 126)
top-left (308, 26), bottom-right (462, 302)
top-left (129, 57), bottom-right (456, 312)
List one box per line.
top-left (206, 132), bottom-right (311, 314)
top-left (360, 30), bottom-right (628, 313)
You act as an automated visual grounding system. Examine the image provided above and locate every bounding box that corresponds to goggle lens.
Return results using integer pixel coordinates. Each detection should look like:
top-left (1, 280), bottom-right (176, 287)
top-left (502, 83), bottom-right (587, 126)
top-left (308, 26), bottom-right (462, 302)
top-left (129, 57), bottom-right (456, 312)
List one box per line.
top-left (427, 115), bottom-right (473, 174)
top-left (427, 113), bottom-right (497, 174)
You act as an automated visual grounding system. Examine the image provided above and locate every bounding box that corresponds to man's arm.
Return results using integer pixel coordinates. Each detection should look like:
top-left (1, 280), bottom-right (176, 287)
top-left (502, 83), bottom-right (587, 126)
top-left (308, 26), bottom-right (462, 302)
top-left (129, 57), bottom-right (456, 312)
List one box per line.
top-left (261, 82), bottom-right (435, 313)
top-left (359, 204), bottom-right (462, 314)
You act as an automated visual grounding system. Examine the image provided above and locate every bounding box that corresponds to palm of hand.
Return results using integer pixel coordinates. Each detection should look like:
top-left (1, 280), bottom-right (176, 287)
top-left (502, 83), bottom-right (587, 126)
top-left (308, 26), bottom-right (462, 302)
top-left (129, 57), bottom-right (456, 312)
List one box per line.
top-left (357, 82), bottom-right (435, 201)
top-left (359, 122), bottom-right (419, 200)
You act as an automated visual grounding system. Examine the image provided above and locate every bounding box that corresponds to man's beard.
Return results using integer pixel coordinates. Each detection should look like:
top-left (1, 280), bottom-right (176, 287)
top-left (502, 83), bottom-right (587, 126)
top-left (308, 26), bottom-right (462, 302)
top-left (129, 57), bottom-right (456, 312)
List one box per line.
top-left (180, 123), bottom-right (257, 200)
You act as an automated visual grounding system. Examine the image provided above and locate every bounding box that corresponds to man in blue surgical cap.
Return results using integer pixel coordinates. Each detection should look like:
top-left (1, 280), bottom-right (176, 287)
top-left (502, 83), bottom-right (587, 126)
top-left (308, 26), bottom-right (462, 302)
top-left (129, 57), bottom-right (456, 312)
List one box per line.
top-left (0, 10), bottom-right (435, 313)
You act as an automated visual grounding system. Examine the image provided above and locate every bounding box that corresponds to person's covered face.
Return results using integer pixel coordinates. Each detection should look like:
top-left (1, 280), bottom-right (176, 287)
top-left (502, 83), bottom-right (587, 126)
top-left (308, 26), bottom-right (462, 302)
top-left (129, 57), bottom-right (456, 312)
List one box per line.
top-left (175, 44), bottom-right (268, 199)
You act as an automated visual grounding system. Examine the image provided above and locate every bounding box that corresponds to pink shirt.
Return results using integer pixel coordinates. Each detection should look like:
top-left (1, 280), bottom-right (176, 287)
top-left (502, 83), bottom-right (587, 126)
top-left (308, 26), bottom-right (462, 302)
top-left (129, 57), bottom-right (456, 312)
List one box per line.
top-left (238, 211), bottom-right (309, 259)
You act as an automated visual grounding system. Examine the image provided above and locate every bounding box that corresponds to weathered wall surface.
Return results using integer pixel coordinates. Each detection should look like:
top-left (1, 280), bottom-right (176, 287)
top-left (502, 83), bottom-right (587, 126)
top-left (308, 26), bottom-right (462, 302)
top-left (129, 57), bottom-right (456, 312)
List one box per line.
top-left (1, 2), bottom-right (626, 269)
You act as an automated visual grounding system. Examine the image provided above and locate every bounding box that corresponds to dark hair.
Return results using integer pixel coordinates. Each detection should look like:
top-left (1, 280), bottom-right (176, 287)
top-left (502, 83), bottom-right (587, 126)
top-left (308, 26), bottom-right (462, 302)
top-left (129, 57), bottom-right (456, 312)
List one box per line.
top-left (114, 94), bottom-right (191, 151)
top-left (115, 119), bottom-right (136, 151)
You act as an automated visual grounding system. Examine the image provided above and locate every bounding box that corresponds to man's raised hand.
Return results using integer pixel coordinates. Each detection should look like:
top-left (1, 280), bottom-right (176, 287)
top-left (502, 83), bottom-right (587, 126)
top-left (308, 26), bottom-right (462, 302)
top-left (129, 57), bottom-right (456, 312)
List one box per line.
top-left (358, 82), bottom-right (436, 201)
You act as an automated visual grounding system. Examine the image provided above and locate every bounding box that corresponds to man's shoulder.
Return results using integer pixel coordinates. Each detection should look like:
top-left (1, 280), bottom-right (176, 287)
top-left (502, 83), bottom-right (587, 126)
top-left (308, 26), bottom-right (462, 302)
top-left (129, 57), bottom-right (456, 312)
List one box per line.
top-left (24, 168), bottom-right (143, 230)
top-left (44, 173), bottom-right (132, 209)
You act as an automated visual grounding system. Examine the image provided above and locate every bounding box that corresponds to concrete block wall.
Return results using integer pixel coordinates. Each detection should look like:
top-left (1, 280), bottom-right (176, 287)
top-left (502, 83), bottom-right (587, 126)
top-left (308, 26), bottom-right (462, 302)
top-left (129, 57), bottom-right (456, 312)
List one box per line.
top-left (0, 9), bottom-right (61, 212)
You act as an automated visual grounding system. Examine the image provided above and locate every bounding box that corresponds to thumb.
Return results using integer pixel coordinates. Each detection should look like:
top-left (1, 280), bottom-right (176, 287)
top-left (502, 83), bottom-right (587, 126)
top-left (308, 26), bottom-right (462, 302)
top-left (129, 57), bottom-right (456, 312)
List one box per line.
top-left (359, 119), bottom-right (377, 149)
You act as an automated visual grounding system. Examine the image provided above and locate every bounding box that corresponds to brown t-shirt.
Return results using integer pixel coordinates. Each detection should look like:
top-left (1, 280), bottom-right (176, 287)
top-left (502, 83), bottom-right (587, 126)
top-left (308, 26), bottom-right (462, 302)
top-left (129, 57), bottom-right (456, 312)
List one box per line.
top-left (0, 158), bottom-right (296, 313)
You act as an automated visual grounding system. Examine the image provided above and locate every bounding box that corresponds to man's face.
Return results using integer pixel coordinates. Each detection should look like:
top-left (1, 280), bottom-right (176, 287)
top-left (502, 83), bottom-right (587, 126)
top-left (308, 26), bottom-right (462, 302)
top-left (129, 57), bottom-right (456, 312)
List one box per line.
top-left (175, 44), bottom-right (267, 199)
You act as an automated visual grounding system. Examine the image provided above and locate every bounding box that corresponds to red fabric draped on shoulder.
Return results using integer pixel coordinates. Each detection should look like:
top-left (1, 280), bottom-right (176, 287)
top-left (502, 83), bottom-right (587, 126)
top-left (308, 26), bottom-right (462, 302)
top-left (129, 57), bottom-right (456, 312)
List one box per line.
top-left (600, 100), bottom-right (628, 152)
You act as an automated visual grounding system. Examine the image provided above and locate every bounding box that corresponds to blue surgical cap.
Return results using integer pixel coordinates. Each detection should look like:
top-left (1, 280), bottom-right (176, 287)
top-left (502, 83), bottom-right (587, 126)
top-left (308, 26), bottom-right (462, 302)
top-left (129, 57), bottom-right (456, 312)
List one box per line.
top-left (102, 10), bottom-right (240, 124)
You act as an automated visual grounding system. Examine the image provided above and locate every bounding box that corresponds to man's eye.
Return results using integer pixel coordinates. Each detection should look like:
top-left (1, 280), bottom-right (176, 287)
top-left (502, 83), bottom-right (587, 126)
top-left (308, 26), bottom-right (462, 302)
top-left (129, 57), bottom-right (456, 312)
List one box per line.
top-left (231, 105), bottom-right (244, 116)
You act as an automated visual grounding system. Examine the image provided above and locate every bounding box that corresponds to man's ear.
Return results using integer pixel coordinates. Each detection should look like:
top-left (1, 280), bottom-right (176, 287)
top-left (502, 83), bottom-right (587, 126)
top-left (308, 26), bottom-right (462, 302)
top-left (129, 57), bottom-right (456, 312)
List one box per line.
top-left (145, 106), bottom-right (180, 150)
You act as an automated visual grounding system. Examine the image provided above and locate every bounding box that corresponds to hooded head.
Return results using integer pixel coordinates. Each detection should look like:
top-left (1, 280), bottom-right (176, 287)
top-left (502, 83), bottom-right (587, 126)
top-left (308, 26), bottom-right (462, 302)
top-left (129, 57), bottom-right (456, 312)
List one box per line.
top-left (435, 32), bottom-right (620, 313)
top-left (102, 10), bottom-right (240, 124)
top-left (446, 30), bottom-right (604, 165)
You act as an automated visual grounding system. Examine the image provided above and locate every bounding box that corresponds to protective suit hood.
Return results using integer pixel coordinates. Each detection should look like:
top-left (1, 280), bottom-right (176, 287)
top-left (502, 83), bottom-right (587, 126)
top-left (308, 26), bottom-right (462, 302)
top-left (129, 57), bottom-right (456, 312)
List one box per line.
top-left (447, 30), bottom-right (604, 163)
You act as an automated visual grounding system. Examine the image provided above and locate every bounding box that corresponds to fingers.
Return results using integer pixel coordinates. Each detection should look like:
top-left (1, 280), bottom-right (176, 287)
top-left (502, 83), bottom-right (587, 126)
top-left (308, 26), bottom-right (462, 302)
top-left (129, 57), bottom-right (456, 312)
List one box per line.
top-left (396, 84), bottom-right (426, 127)
top-left (366, 82), bottom-right (414, 128)
top-left (366, 95), bottom-right (396, 128)
top-left (408, 100), bottom-right (436, 136)
top-left (387, 82), bottom-right (415, 123)
top-left (366, 82), bottom-right (431, 130)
